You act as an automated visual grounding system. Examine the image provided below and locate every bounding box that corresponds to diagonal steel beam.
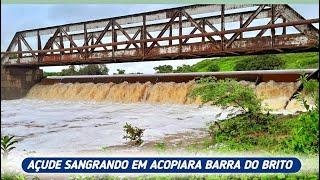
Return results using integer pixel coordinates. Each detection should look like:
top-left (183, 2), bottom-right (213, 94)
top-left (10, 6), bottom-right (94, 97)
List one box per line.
top-left (181, 10), bottom-right (216, 43)
top-left (43, 28), bottom-right (61, 50)
top-left (226, 5), bottom-right (266, 48)
top-left (114, 21), bottom-right (139, 48)
top-left (182, 26), bottom-right (198, 44)
top-left (204, 19), bottom-right (227, 41)
top-left (90, 21), bottom-right (112, 53)
top-left (19, 35), bottom-right (37, 58)
top-left (256, 11), bottom-right (281, 37)
top-left (278, 4), bottom-right (319, 39)
top-left (125, 29), bottom-right (141, 49)
top-left (60, 28), bottom-right (83, 54)
top-left (146, 10), bottom-right (180, 55)
top-left (92, 34), bottom-right (108, 51)
top-left (146, 31), bottom-right (160, 47)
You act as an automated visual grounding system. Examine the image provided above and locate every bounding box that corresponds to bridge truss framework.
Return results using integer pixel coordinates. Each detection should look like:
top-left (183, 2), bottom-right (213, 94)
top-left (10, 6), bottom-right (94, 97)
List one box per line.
top-left (1, 4), bottom-right (319, 67)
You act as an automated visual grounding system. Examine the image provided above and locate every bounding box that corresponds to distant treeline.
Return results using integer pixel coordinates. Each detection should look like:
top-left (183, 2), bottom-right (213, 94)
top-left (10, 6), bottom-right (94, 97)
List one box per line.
top-left (43, 64), bottom-right (142, 77)
top-left (44, 52), bottom-right (318, 76)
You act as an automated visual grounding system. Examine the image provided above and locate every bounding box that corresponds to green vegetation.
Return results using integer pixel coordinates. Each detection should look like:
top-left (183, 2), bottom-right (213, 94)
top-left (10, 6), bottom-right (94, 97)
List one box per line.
top-left (206, 63), bottom-right (220, 72)
top-left (234, 55), bottom-right (284, 71)
top-left (174, 64), bottom-right (195, 73)
top-left (189, 78), bottom-right (262, 116)
top-left (191, 52), bottom-right (319, 72)
top-left (123, 123), bottom-right (145, 146)
top-left (152, 52), bottom-right (318, 74)
top-left (43, 64), bottom-right (109, 77)
top-left (116, 69), bottom-right (126, 75)
top-left (1, 135), bottom-right (18, 161)
top-left (189, 77), bottom-right (319, 154)
top-left (154, 65), bottom-right (174, 73)
top-left (154, 142), bottom-right (167, 152)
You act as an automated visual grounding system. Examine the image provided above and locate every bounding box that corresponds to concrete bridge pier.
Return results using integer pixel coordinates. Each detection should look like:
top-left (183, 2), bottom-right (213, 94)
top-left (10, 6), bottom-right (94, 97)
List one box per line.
top-left (1, 66), bottom-right (43, 100)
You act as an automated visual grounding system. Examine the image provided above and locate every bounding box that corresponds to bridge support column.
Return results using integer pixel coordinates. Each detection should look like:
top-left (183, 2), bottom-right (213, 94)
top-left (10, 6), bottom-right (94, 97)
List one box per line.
top-left (1, 66), bottom-right (43, 100)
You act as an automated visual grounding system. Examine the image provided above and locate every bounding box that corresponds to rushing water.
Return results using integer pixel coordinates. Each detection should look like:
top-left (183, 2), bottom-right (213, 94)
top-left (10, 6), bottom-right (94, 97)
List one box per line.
top-left (1, 81), bottom-right (308, 153)
top-left (1, 99), bottom-right (238, 154)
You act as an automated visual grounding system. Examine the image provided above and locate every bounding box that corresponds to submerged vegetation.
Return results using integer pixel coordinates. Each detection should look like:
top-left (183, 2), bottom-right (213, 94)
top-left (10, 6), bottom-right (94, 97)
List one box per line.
top-left (123, 123), bottom-right (145, 146)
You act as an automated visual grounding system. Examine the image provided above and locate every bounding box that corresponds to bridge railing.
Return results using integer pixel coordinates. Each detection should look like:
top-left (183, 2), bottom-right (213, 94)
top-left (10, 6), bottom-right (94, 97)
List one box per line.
top-left (1, 4), bottom-right (319, 66)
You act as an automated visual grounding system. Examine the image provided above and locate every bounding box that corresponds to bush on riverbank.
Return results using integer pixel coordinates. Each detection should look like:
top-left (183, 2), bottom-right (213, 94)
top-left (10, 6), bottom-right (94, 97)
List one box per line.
top-left (234, 55), bottom-right (285, 71)
top-left (189, 77), bottom-right (319, 154)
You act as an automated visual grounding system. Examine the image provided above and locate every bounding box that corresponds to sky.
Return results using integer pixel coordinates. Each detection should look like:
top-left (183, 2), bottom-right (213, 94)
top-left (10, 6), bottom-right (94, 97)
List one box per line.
top-left (1, 4), bottom-right (319, 74)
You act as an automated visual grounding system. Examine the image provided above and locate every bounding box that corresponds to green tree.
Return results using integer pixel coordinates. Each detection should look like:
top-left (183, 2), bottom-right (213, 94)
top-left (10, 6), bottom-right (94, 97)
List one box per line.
top-left (78, 64), bottom-right (109, 75)
top-left (116, 69), bottom-right (126, 74)
top-left (190, 77), bottom-right (261, 115)
top-left (61, 65), bottom-right (77, 76)
top-left (153, 65), bottom-right (173, 73)
top-left (174, 64), bottom-right (195, 73)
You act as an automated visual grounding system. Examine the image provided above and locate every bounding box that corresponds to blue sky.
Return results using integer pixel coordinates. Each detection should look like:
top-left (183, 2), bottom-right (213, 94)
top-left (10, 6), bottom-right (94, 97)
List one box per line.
top-left (1, 4), bottom-right (319, 74)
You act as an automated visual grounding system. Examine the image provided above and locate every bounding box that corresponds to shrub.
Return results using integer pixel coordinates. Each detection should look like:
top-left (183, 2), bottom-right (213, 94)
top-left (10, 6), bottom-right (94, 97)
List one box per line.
top-left (206, 63), bottom-right (220, 72)
top-left (116, 69), bottom-right (125, 74)
top-left (189, 77), bottom-right (261, 115)
top-left (234, 55), bottom-right (284, 71)
top-left (284, 76), bottom-right (319, 153)
top-left (284, 110), bottom-right (318, 153)
top-left (123, 123), bottom-right (145, 146)
top-left (174, 64), bottom-right (195, 73)
top-left (153, 65), bottom-right (173, 73)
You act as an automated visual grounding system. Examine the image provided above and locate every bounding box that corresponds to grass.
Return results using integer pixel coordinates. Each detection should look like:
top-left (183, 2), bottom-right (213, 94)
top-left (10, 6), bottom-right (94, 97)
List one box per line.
top-left (191, 52), bottom-right (319, 72)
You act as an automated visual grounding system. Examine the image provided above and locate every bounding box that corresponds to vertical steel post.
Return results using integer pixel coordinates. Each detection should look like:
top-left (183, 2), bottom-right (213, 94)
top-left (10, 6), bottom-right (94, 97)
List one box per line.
top-left (111, 19), bottom-right (116, 60)
top-left (221, 4), bottom-right (225, 51)
top-left (282, 17), bottom-right (286, 35)
top-left (240, 13), bottom-right (243, 39)
top-left (59, 28), bottom-right (64, 55)
top-left (202, 19), bottom-right (205, 42)
top-left (271, 5), bottom-right (276, 48)
top-left (84, 24), bottom-right (88, 58)
top-left (37, 30), bottom-right (42, 62)
top-left (179, 10), bottom-right (182, 54)
top-left (142, 15), bottom-right (146, 58)
top-left (17, 35), bottom-right (22, 63)
top-left (169, 24), bottom-right (172, 46)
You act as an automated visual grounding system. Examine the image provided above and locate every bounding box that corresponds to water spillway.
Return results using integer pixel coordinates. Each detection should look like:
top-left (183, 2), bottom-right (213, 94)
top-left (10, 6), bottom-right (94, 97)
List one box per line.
top-left (26, 69), bottom-right (317, 111)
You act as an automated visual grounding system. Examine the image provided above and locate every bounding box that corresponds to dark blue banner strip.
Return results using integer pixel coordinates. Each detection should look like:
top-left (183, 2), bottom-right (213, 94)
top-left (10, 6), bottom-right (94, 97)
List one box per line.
top-left (22, 157), bottom-right (301, 173)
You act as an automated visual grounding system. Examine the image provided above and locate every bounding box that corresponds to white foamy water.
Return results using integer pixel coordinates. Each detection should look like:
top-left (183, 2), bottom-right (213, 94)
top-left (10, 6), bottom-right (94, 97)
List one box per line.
top-left (1, 99), bottom-right (237, 154)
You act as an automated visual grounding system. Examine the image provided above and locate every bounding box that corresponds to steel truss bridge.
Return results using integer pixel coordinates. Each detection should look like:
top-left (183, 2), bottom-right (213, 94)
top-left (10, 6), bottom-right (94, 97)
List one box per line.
top-left (1, 4), bottom-right (319, 67)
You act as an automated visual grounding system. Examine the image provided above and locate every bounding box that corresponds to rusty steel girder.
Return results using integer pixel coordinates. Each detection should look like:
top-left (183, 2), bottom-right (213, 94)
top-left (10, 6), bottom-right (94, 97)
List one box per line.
top-left (1, 4), bottom-right (319, 67)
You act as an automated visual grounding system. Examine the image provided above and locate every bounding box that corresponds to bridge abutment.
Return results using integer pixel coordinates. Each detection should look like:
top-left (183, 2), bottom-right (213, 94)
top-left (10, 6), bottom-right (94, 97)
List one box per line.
top-left (1, 66), bottom-right (43, 100)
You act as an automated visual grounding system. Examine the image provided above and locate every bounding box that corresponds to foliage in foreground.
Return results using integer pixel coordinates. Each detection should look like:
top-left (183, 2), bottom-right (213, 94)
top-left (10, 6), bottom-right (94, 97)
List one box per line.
top-left (1, 135), bottom-right (18, 161)
top-left (123, 123), bottom-right (145, 146)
